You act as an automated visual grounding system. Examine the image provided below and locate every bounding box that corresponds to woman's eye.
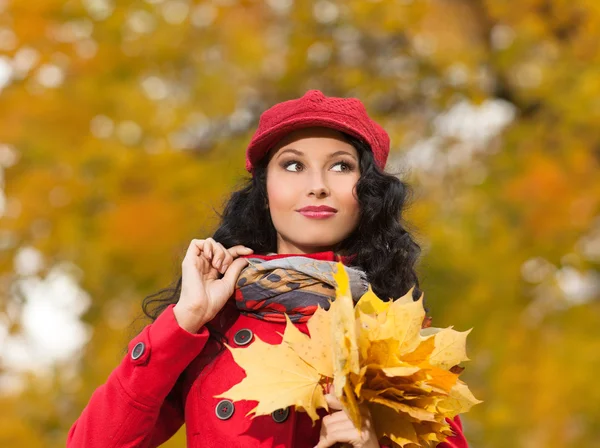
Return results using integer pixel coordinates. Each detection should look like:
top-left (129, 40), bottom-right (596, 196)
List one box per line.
top-left (283, 161), bottom-right (303, 172)
top-left (331, 161), bottom-right (353, 172)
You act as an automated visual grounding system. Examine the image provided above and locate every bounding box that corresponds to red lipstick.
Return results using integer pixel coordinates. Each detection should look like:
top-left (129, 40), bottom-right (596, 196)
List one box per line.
top-left (296, 205), bottom-right (338, 219)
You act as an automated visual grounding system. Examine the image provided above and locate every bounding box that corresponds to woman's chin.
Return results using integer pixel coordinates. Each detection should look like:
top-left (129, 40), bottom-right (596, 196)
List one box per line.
top-left (283, 237), bottom-right (346, 253)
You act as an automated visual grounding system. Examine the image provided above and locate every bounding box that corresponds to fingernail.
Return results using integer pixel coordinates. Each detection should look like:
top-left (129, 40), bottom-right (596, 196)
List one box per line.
top-left (215, 259), bottom-right (221, 269)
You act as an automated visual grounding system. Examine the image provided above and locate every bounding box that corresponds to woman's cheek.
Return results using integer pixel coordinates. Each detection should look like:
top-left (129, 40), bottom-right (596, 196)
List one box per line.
top-left (342, 186), bottom-right (361, 220)
top-left (267, 189), bottom-right (294, 217)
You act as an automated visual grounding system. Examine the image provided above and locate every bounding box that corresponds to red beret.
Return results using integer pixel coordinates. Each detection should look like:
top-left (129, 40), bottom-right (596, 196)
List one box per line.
top-left (245, 89), bottom-right (390, 173)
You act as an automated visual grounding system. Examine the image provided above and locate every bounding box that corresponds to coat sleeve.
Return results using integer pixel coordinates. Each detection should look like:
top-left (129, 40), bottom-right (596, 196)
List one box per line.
top-left (437, 416), bottom-right (469, 448)
top-left (67, 304), bottom-right (211, 448)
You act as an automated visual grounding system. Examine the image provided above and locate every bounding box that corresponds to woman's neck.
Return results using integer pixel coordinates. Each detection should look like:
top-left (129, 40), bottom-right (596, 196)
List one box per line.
top-left (276, 237), bottom-right (340, 256)
top-left (249, 250), bottom-right (356, 266)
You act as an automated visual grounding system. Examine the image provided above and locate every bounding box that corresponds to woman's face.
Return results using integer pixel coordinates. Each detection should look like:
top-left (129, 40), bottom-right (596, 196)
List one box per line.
top-left (265, 126), bottom-right (361, 254)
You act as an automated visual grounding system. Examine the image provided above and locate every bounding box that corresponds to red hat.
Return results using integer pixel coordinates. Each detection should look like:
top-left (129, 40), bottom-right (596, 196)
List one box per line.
top-left (245, 89), bottom-right (390, 173)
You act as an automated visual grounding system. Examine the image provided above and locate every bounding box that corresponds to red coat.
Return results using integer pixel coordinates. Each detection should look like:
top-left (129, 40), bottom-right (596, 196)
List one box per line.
top-left (68, 252), bottom-right (469, 448)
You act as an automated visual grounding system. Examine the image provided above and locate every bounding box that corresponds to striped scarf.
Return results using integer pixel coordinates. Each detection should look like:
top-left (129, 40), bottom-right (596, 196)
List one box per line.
top-left (234, 256), bottom-right (368, 323)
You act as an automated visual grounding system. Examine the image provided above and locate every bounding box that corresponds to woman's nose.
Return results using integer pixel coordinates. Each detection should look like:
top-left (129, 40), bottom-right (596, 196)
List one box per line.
top-left (307, 173), bottom-right (330, 198)
top-left (309, 186), bottom-right (329, 198)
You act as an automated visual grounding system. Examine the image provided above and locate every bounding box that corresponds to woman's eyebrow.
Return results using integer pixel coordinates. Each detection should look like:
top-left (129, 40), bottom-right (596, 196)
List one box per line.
top-left (277, 148), bottom-right (303, 159)
top-left (328, 150), bottom-right (357, 160)
top-left (276, 148), bottom-right (357, 161)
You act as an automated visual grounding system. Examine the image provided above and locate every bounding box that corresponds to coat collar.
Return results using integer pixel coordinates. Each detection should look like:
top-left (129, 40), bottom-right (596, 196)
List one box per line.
top-left (243, 250), bottom-right (355, 265)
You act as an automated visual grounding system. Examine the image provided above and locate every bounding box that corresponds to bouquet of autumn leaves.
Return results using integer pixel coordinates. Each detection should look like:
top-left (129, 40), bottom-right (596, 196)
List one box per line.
top-left (216, 263), bottom-right (481, 447)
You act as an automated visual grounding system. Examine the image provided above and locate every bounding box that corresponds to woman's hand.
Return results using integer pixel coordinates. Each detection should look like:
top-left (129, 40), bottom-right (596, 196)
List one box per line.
top-left (315, 386), bottom-right (379, 448)
top-left (173, 238), bottom-right (253, 333)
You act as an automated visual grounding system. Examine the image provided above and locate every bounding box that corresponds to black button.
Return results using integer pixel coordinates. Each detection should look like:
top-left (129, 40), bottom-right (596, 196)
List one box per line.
top-left (131, 342), bottom-right (145, 360)
top-left (233, 329), bottom-right (253, 346)
top-left (271, 407), bottom-right (289, 423)
top-left (215, 399), bottom-right (235, 420)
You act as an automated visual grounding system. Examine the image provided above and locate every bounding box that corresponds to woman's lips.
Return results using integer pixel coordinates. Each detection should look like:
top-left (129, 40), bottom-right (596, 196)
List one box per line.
top-left (296, 206), bottom-right (338, 219)
top-left (298, 210), bottom-right (337, 219)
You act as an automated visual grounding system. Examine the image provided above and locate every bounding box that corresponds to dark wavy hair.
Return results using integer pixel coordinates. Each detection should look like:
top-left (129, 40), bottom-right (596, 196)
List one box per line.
top-left (141, 132), bottom-right (423, 329)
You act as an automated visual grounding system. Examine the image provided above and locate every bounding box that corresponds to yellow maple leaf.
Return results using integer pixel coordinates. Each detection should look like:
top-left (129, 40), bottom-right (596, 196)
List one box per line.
top-left (428, 327), bottom-right (472, 370)
top-left (369, 402), bottom-right (420, 447)
top-left (216, 262), bottom-right (481, 445)
top-left (401, 336), bottom-right (436, 366)
top-left (214, 335), bottom-right (327, 422)
top-left (280, 306), bottom-right (333, 378)
top-left (385, 290), bottom-right (426, 354)
top-left (330, 265), bottom-right (359, 379)
top-left (355, 285), bottom-right (391, 316)
top-left (347, 264), bottom-right (480, 445)
top-left (437, 380), bottom-right (483, 416)
top-left (331, 262), bottom-right (362, 427)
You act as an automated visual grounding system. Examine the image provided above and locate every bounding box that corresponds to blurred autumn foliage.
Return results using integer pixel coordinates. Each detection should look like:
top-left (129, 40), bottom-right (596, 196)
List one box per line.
top-left (0, 0), bottom-right (599, 447)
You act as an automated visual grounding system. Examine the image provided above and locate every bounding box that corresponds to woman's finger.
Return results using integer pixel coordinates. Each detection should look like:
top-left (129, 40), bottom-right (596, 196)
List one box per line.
top-left (212, 242), bottom-right (228, 272)
top-left (316, 428), bottom-right (359, 447)
top-left (322, 410), bottom-right (349, 425)
top-left (202, 238), bottom-right (216, 260)
top-left (314, 430), bottom-right (351, 448)
top-left (315, 410), bottom-right (363, 448)
top-left (313, 435), bottom-right (333, 448)
top-left (187, 239), bottom-right (205, 259)
top-left (197, 252), bottom-right (219, 280)
top-left (227, 245), bottom-right (254, 257)
top-left (185, 240), bottom-right (211, 274)
top-left (325, 392), bottom-right (342, 411)
top-left (220, 250), bottom-right (234, 273)
top-left (221, 257), bottom-right (249, 289)
top-left (222, 245), bottom-right (252, 273)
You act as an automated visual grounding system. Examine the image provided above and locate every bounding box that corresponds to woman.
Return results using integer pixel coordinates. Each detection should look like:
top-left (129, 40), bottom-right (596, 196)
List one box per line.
top-left (67, 90), bottom-right (469, 447)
